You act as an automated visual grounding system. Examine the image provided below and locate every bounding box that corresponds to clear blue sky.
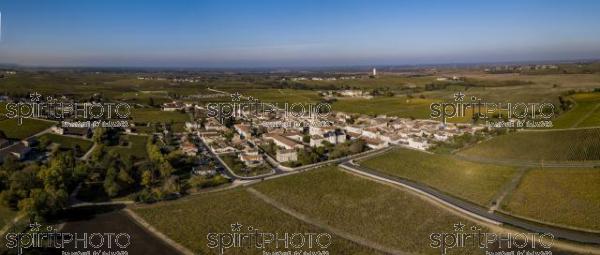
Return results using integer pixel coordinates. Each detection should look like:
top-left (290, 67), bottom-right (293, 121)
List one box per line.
top-left (1, 0), bottom-right (600, 67)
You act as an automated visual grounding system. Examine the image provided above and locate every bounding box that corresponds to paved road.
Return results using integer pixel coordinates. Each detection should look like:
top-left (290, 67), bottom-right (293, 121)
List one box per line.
top-left (340, 162), bottom-right (600, 245)
top-left (200, 134), bottom-right (394, 181)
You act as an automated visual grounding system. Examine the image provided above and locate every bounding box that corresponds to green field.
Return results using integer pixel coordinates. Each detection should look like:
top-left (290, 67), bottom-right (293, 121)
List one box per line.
top-left (458, 128), bottom-right (600, 162)
top-left (502, 168), bottom-right (600, 231)
top-left (254, 167), bottom-right (484, 254)
top-left (553, 93), bottom-right (600, 128)
top-left (39, 133), bottom-right (93, 152)
top-left (361, 148), bottom-right (516, 206)
top-left (220, 88), bottom-right (322, 105)
top-left (131, 108), bottom-right (190, 124)
top-left (100, 134), bottom-right (148, 161)
top-left (332, 96), bottom-right (435, 118)
top-left (116, 91), bottom-right (172, 105)
top-left (0, 118), bottom-right (54, 140)
top-left (132, 188), bottom-right (379, 255)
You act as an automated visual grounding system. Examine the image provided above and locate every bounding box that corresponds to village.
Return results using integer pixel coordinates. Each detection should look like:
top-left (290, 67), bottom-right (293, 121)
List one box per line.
top-left (0, 92), bottom-right (485, 181)
top-left (171, 98), bottom-right (485, 178)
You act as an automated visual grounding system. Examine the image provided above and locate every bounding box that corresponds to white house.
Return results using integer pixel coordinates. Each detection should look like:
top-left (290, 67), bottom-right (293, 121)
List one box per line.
top-left (276, 149), bottom-right (297, 162)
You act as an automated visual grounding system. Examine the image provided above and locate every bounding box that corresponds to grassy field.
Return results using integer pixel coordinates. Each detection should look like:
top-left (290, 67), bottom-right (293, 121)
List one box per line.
top-left (458, 128), bottom-right (600, 162)
top-left (361, 148), bottom-right (516, 206)
top-left (553, 93), bottom-right (600, 128)
top-left (116, 91), bottom-right (173, 105)
top-left (131, 108), bottom-right (190, 124)
top-left (210, 88), bottom-right (324, 107)
top-left (0, 118), bottom-right (54, 140)
top-left (254, 166), bottom-right (485, 254)
top-left (332, 96), bottom-right (436, 118)
top-left (39, 133), bottom-right (93, 152)
top-left (99, 134), bottom-right (148, 161)
top-left (501, 168), bottom-right (600, 231)
top-left (132, 188), bottom-right (379, 255)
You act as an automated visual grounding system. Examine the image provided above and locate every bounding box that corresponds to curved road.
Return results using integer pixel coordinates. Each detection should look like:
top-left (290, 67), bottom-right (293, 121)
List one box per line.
top-left (340, 161), bottom-right (600, 245)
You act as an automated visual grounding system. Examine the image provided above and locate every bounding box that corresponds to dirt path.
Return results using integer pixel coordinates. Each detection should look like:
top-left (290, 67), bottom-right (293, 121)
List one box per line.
top-left (246, 187), bottom-right (408, 255)
top-left (488, 167), bottom-right (528, 212)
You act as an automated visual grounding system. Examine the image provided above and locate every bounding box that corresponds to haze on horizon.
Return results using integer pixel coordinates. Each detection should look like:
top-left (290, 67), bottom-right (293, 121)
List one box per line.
top-left (1, 0), bottom-right (600, 68)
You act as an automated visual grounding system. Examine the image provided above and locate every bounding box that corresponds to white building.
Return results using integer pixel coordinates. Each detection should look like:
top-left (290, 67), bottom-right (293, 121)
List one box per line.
top-left (276, 149), bottom-right (298, 162)
top-left (239, 149), bottom-right (264, 167)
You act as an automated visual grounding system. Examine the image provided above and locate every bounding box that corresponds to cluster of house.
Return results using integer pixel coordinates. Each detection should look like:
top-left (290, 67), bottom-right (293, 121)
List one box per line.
top-left (436, 76), bottom-right (464, 81)
top-left (188, 109), bottom-right (482, 169)
top-left (321, 90), bottom-right (373, 99)
top-left (0, 126), bottom-right (92, 163)
top-left (161, 101), bottom-right (205, 111)
top-left (339, 115), bottom-right (483, 150)
top-left (51, 126), bottom-right (91, 137)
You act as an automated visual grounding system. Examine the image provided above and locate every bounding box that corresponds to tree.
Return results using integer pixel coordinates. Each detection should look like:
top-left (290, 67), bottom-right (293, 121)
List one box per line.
top-left (103, 167), bottom-right (121, 197)
top-left (117, 168), bottom-right (135, 186)
top-left (1, 156), bottom-right (20, 177)
top-left (222, 131), bottom-right (234, 142)
top-left (18, 187), bottom-right (68, 222)
top-left (73, 144), bottom-right (82, 157)
top-left (162, 176), bottom-right (180, 194)
top-left (38, 136), bottom-right (51, 150)
top-left (148, 97), bottom-right (155, 107)
top-left (141, 170), bottom-right (153, 188)
top-left (302, 135), bottom-right (310, 143)
top-left (92, 144), bottom-right (106, 162)
top-left (38, 154), bottom-right (74, 190)
top-left (159, 162), bottom-right (174, 178)
top-left (92, 127), bottom-right (107, 144)
top-left (349, 140), bottom-right (366, 154)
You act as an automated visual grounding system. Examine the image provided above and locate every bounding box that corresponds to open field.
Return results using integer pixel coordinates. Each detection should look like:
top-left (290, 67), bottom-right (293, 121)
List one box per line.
top-left (254, 166), bottom-right (484, 254)
top-left (501, 168), bottom-right (600, 231)
top-left (458, 128), bottom-right (600, 162)
top-left (131, 108), bottom-right (190, 124)
top-left (300, 74), bottom-right (437, 89)
top-left (0, 118), bottom-right (54, 140)
top-left (332, 96), bottom-right (436, 118)
top-left (116, 91), bottom-right (173, 105)
top-left (221, 88), bottom-right (322, 105)
top-left (39, 133), bottom-right (93, 152)
top-left (132, 188), bottom-right (379, 255)
top-left (0, 73), bottom-right (136, 97)
top-left (97, 134), bottom-right (148, 161)
top-left (361, 148), bottom-right (516, 206)
top-left (462, 73), bottom-right (600, 89)
top-left (111, 135), bottom-right (148, 160)
top-left (553, 93), bottom-right (600, 128)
